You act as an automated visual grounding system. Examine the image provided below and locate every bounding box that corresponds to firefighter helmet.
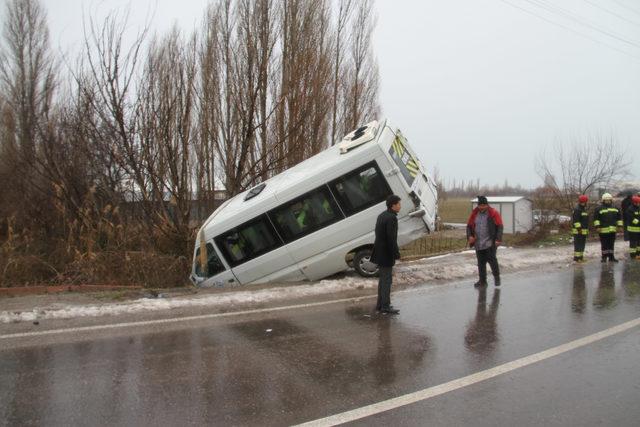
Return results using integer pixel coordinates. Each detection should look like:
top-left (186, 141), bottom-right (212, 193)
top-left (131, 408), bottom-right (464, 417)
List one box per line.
top-left (601, 193), bottom-right (613, 201)
top-left (578, 195), bottom-right (588, 203)
top-left (633, 195), bottom-right (640, 205)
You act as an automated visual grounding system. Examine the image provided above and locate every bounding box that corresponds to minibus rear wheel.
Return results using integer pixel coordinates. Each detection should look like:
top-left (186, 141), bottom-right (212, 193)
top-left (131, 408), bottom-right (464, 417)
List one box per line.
top-left (353, 249), bottom-right (379, 277)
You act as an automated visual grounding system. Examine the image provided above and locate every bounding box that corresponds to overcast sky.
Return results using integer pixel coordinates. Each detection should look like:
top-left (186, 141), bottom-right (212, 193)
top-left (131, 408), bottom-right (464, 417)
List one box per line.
top-left (36, 0), bottom-right (640, 188)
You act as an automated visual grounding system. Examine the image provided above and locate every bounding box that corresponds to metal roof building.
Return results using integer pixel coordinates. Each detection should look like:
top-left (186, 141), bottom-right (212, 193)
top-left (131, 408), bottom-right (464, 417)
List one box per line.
top-left (470, 196), bottom-right (533, 234)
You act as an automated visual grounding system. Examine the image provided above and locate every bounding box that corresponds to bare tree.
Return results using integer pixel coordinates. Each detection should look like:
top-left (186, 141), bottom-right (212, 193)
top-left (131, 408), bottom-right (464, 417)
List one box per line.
top-left (77, 11), bottom-right (152, 220)
top-left (0, 0), bottom-right (57, 225)
top-left (197, 0), bottom-right (338, 197)
top-left (138, 27), bottom-right (198, 248)
top-left (276, 0), bottom-right (333, 170)
top-left (329, 0), bottom-right (354, 146)
top-left (341, 0), bottom-right (379, 134)
top-left (198, 0), bottom-right (283, 197)
top-left (535, 132), bottom-right (632, 211)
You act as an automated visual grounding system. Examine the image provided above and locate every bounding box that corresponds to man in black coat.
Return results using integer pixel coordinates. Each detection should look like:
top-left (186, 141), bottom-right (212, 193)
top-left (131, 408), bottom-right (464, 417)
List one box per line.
top-left (371, 195), bottom-right (402, 314)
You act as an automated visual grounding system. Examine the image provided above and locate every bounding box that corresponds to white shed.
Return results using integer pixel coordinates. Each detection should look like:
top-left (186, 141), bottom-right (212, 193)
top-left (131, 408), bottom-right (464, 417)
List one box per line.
top-left (470, 196), bottom-right (533, 234)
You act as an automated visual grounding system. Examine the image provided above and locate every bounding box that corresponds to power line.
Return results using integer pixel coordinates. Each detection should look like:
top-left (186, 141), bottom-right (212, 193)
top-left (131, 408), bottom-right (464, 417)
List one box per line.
top-left (582, 0), bottom-right (640, 28)
top-left (521, 0), bottom-right (640, 49)
top-left (499, 0), bottom-right (640, 61)
top-left (610, 0), bottom-right (640, 18)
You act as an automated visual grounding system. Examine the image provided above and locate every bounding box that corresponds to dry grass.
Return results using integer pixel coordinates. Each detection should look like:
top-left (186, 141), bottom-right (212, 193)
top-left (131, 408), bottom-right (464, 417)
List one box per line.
top-left (439, 197), bottom-right (472, 223)
top-left (401, 229), bottom-right (468, 258)
top-left (1, 215), bottom-right (193, 288)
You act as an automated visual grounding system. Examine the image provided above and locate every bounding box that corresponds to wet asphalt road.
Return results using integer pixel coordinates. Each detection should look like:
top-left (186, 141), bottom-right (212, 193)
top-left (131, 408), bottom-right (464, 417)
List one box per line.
top-left (1, 261), bottom-right (640, 426)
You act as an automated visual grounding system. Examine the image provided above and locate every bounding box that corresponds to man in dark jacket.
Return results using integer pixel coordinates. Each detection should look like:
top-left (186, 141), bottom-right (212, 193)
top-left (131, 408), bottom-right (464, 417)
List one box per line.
top-left (467, 196), bottom-right (504, 288)
top-left (371, 195), bottom-right (401, 314)
top-left (572, 195), bottom-right (590, 262)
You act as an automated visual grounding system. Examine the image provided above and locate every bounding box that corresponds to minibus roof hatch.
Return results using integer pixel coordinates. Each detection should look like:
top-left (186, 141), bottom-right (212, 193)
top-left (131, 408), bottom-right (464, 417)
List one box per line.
top-left (339, 120), bottom-right (379, 154)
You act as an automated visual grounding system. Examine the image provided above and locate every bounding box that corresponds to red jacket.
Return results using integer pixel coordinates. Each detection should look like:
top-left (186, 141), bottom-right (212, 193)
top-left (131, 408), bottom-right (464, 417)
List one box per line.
top-left (466, 207), bottom-right (504, 245)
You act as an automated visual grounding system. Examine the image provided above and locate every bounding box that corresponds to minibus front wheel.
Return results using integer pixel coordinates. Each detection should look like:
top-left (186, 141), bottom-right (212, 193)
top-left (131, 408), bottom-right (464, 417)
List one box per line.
top-left (353, 249), bottom-right (379, 277)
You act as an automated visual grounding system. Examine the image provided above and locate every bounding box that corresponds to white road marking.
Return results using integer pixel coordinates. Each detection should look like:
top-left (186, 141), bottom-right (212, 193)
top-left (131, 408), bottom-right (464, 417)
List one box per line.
top-left (0, 282), bottom-right (456, 340)
top-left (295, 317), bottom-right (640, 427)
top-left (0, 296), bottom-right (374, 340)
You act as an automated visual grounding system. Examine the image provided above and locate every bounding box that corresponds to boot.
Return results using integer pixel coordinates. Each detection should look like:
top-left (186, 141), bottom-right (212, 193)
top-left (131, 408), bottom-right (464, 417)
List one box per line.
top-left (609, 254), bottom-right (619, 263)
top-left (494, 276), bottom-right (501, 287)
top-left (473, 280), bottom-right (488, 288)
top-left (601, 255), bottom-right (607, 263)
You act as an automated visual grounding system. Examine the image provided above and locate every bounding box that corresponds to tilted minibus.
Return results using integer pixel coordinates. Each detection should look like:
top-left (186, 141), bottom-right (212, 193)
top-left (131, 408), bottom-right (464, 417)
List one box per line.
top-left (190, 119), bottom-right (438, 287)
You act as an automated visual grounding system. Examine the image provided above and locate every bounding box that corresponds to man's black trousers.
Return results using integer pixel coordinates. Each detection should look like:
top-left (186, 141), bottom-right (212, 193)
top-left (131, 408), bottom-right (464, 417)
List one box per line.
top-left (630, 233), bottom-right (639, 258)
top-left (376, 266), bottom-right (393, 310)
top-left (599, 233), bottom-right (616, 259)
top-left (573, 234), bottom-right (587, 260)
top-left (475, 245), bottom-right (500, 283)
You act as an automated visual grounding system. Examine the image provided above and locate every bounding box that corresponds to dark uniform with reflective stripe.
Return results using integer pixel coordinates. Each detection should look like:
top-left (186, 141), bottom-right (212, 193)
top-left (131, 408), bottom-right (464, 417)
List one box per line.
top-left (626, 204), bottom-right (640, 259)
top-left (593, 204), bottom-right (623, 261)
top-left (571, 204), bottom-right (589, 261)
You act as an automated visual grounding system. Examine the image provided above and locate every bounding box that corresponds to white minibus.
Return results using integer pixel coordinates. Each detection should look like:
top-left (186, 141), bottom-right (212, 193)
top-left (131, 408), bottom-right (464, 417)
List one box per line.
top-left (190, 119), bottom-right (437, 287)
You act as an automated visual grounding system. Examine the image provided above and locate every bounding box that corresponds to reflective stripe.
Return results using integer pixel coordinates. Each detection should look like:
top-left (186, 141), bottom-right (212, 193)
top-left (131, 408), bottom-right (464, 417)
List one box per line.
top-left (581, 212), bottom-right (588, 216)
top-left (628, 226), bottom-right (640, 233)
top-left (598, 226), bottom-right (616, 234)
top-left (599, 226), bottom-right (617, 234)
top-left (406, 159), bottom-right (419, 177)
top-left (633, 218), bottom-right (639, 225)
top-left (617, 220), bottom-right (623, 226)
top-left (573, 222), bottom-right (581, 228)
top-left (594, 220), bottom-right (601, 226)
top-left (392, 137), bottom-right (405, 156)
top-left (572, 229), bottom-right (588, 235)
top-left (599, 208), bottom-right (619, 214)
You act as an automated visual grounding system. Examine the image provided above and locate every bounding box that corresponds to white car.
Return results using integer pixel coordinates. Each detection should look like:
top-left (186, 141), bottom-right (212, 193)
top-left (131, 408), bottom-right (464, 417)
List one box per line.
top-left (533, 209), bottom-right (571, 225)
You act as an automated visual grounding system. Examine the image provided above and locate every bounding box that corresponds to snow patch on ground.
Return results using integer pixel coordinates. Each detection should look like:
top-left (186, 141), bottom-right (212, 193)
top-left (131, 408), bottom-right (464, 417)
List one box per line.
top-left (0, 242), bottom-right (626, 324)
top-left (0, 276), bottom-right (377, 324)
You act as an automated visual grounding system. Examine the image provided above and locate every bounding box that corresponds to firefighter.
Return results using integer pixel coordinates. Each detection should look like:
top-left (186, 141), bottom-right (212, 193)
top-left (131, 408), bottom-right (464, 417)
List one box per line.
top-left (572, 195), bottom-right (589, 262)
top-left (593, 193), bottom-right (623, 262)
top-left (625, 195), bottom-right (640, 259)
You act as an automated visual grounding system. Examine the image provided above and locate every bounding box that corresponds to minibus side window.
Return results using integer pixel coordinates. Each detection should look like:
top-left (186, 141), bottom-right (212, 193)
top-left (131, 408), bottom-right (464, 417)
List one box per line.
top-left (194, 243), bottom-right (226, 277)
top-left (215, 215), bottom-right (282, 267)
top-left (389, 134), bottom-right (418, 187)
top-left (270, 186), bottom-right (343, 243)
top-left (329, 162), bottom-right (392, 216)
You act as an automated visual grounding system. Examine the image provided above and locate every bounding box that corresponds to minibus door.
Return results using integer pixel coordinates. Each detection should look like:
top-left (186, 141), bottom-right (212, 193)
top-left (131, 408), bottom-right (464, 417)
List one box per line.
top-left (411, 173), bottom-right (437, 232)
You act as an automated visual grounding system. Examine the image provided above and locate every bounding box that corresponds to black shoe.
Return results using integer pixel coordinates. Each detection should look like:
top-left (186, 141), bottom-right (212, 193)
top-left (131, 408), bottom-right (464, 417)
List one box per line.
top-left (494, 277), bottom-right (501, 287)
top-left (474, 280), bottom-right (488, 288)
top-left (610, 257), bottom-right (619, 263)
top-left (601, 257), bottom-right (607, 263)
top-left (381, 308), bottom-right (400, 314)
